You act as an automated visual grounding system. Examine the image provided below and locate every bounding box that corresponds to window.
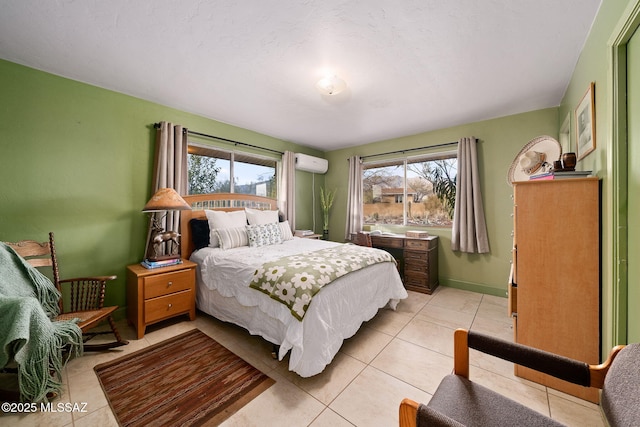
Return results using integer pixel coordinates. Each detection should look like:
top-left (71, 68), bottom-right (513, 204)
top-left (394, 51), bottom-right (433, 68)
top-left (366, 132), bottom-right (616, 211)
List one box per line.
top-left (187, 144), bottom-right (278, 198)
top-left (363, 151), bottom-right (457, 227)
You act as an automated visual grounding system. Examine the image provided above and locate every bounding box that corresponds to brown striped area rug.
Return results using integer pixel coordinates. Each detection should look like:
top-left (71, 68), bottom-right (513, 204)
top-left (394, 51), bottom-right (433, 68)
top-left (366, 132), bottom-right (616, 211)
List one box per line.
top-left (94, 329), bottom-right (274, 427)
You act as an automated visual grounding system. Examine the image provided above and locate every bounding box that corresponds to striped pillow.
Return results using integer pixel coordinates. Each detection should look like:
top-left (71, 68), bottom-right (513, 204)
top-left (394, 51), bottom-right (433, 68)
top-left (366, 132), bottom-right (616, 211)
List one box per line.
top-left (279, 221), bottom-right (294, 241)
top-left (215, 226), bottom-right (249, 250)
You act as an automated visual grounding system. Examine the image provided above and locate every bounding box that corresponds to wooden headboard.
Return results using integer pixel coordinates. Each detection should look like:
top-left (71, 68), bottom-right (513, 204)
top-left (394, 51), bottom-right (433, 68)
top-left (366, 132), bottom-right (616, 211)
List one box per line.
top-left (180, 193), bottom-right (278, 259)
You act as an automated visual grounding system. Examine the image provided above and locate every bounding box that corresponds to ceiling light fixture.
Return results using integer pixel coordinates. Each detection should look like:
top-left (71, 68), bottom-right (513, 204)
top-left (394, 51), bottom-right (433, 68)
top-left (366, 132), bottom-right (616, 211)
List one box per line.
top-left (316, 75), bottom-right (347, 96)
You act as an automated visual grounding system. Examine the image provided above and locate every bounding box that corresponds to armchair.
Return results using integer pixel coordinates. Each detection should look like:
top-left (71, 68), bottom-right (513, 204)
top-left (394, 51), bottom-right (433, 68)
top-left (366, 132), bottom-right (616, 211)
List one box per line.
top-left (400, 329), bottom-right (638, 426)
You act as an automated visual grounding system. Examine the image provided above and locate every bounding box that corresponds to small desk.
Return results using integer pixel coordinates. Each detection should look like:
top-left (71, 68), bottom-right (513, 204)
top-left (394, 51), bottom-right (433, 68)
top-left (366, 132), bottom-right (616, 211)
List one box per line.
top-left (358, 234), bottom-right (439, 294)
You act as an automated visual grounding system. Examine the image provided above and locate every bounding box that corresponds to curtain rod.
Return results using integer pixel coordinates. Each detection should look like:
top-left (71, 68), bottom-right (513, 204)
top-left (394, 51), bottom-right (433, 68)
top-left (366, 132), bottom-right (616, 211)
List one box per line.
top-left (360, 140), bottom-right (461, 161)
top-left (153, 123), bottom-right (284, 156)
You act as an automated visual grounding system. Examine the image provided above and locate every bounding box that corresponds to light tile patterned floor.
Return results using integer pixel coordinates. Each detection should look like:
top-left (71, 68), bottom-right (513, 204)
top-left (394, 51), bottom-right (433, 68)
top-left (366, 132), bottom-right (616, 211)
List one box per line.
top-left (2, 287), bottom-right (606, 426)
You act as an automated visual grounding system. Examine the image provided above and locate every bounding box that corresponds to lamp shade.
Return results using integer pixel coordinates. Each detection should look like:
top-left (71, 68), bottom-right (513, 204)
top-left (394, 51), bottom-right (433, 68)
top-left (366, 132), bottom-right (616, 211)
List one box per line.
top-left (142, 188), bottom-right (191, 212)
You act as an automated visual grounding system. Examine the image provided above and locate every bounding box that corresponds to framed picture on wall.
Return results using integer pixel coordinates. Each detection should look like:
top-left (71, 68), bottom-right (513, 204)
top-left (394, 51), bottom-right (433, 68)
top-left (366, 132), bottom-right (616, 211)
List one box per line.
top-left (575, 82), bottom-right (596, 161)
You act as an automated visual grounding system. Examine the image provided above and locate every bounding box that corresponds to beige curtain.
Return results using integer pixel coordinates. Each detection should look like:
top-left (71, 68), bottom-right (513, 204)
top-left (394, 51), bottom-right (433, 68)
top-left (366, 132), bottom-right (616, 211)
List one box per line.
top-left (278, 151), bottom-right (296, 230)
top-left (344, 156), bottom-right (363, 240)
top-left (451, 137), bottom-right (490, 253)
top-left (149, 121), bottom-right (188, 256)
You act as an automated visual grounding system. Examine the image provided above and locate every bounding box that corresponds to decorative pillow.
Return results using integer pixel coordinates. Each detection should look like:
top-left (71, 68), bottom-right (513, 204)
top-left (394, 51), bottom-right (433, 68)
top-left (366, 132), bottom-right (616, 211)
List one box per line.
top-left (189, 218), bottom-right (210, 250)
top-left (246, 223), bottom-right (283, 247)
top-left (279, 220), bottom-right (294, 241)
top-left (245, 208), bottom-right (279, 225)
top-left (215, 226), bottom-right (249, 250)
top-left (205, 210), bottom-right (248, 247)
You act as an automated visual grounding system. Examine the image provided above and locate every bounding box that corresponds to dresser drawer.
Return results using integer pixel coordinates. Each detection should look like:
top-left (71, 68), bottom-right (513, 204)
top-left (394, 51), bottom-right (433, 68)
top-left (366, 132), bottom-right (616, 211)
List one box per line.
top-left (144, 289), bottom-right (193, 323)
top-left (144, 269), bottom-right (193, 299)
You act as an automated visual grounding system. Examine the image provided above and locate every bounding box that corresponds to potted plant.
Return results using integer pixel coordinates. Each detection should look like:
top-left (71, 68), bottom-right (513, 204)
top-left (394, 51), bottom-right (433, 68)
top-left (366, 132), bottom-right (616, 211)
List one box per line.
top-left (320, 187), bottom-right (335, 240)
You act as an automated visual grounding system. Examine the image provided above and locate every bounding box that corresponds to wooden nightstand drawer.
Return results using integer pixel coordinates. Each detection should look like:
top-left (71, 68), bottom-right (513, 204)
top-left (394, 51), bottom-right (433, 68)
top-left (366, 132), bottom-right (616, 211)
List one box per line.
top-left (144, 269), bottom-right (193, 299)
top-left (126, 260), bottom-right (197, 339)
top-left (144, 289), bottom-right (193, 324)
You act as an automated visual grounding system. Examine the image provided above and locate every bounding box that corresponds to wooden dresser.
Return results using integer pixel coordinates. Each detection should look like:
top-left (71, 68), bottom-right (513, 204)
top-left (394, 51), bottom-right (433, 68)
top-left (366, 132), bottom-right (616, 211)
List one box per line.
top-left (510, 178), bottom-right (600, 402)
top-left (370, 234), bottom-right (439, 294)
top-left (126, 260), bottom-right (196, 339)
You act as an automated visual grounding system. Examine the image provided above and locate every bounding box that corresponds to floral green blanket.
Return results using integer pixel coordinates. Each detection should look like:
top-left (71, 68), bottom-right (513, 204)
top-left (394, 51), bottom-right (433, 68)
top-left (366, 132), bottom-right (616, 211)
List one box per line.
top-left (249, 244), bottom-right (396, 320)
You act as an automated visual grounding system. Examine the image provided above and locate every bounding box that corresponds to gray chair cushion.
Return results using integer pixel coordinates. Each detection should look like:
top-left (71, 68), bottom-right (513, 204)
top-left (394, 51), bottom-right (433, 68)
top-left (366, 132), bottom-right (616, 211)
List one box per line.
top-left (426, 375), bottom-right (565, 427)
top-left (601, 343), bottom-right (640, 427)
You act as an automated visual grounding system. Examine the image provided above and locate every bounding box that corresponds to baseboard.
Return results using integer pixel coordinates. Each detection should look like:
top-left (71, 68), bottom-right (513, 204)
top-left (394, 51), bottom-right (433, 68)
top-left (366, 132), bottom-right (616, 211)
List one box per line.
top-left (438, 278), bottom-right (507, 298)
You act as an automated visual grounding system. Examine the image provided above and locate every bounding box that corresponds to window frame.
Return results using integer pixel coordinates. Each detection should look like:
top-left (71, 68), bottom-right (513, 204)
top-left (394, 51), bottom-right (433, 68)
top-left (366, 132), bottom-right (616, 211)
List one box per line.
top-left (362, 149), bottom-right (457, 227)
top-left (187, 141), bottom-right (280, 198)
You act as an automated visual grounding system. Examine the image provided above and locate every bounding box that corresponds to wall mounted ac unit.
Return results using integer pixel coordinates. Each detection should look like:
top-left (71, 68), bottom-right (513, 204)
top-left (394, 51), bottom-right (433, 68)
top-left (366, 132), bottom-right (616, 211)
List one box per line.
top-left (294, 153), bottom-right (328, 174)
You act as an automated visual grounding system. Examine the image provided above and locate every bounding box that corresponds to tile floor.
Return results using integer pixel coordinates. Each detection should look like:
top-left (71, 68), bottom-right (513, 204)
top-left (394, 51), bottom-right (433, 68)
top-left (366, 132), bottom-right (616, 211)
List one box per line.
top-left (2, 287), bottom-right (606, 426)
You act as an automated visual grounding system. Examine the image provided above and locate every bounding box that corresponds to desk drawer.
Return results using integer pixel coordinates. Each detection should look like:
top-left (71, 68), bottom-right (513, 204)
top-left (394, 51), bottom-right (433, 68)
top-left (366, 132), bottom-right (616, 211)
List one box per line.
top-left (371, 236), bottom-right (404, 248)
top-left (404, 274), bottom-right (428, 289)
top-left (144, 269), bottom-right (193, 299)
top-left (406, 238), bottom-right (437, 250)
top-left (405, 260), bottom-right (428, 272)
top-left (405, 239), bottom-right (428, 250)
top-left (144, 289), bottom-right (192, 323)
top-left (404, 249), bottom-right (426, 260)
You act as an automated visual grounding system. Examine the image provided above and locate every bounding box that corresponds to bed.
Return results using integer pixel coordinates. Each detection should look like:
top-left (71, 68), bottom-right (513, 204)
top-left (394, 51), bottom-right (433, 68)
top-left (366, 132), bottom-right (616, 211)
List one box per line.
top-left (180, 193), bottom-right (408, 377)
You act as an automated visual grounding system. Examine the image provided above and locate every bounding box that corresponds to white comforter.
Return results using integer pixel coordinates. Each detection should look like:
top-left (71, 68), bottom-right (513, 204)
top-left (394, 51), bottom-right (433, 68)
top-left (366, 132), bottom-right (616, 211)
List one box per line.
top-left (191, 237), bottom-right (407, 377)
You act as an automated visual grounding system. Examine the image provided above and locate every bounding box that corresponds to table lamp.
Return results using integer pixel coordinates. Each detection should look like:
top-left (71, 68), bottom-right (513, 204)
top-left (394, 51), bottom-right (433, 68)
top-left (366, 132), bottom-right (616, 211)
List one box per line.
top-left (142, 188), bottom-right (191, 262)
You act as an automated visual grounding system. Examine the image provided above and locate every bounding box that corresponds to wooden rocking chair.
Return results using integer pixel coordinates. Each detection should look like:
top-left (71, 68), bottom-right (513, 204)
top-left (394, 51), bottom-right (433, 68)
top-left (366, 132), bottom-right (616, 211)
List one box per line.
top-left (5, 232), bottom-right (128, 351)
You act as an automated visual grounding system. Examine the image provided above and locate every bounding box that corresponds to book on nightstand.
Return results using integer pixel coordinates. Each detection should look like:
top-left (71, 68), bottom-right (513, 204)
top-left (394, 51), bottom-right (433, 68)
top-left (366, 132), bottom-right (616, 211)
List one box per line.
top-left (141, 258), bottom-right (182, 269)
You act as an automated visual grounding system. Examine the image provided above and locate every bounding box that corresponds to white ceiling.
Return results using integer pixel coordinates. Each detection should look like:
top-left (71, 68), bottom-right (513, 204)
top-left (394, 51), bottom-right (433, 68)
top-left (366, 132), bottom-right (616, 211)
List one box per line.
top-left (0, 0), bottom-right (601, 151)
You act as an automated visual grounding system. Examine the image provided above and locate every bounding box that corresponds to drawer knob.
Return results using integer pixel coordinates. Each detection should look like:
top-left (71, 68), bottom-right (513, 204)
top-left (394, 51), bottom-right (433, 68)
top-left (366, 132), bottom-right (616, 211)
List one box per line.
top-left (168, 303), bottom-right (172, 309)
top-left (167, 281), bottom-right (173, 287)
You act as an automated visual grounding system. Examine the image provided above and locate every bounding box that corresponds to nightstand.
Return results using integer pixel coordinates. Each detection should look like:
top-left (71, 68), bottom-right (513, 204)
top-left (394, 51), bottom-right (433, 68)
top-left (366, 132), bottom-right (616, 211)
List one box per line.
top-left (126, 260), bottom-right (197, 339)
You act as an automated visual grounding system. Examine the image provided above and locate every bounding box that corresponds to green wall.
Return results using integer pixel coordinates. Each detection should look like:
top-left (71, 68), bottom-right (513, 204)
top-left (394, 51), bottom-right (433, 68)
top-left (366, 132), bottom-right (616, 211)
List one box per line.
top-left (324, 108), bottom-right (559, 296)
top-left (557, 0), bottom-right (640, 351)
top-left (0, 59), bottom-right (322, 316)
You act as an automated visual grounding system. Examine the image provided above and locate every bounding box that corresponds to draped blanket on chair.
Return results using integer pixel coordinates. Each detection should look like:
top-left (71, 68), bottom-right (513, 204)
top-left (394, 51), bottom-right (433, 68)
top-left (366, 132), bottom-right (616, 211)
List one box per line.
top-left (0, 243), bottom-right (82, 402)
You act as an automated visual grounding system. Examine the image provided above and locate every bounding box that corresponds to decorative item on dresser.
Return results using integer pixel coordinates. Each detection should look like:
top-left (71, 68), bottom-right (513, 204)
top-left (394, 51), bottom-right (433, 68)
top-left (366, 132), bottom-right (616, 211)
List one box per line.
top-left (509, 177), bottom-right (600, 402)
top-left (126, 260), bottom-right (196, 339)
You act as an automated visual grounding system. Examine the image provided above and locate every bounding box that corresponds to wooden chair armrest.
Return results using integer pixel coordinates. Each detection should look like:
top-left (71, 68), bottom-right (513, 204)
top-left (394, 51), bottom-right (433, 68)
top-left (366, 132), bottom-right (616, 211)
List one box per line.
top-left (589, 345), bottom-right (625, 388)
top-left (399, 398), bottom-right (419, 427)
top-left (453, 328), bottom-right (601, 387)
top-left (453, 329), bottom-right (470, 378)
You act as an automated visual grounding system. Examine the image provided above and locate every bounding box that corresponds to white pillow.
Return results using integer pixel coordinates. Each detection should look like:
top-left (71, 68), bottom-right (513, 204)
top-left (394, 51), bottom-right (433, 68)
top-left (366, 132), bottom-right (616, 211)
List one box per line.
top-left (205, 210), bottom-right (247, 247)
top-left (246, 223), bottom-right (283, 247)
top-left (279, 221), bottom-right (294, 241)
top-left (245, 208), bottom-right (279, 225)
top-left (215, 226), bottom-right (249, 250)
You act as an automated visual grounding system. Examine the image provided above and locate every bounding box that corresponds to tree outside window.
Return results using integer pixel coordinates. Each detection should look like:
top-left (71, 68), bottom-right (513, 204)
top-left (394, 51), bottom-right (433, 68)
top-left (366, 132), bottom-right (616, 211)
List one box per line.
top-left (187, 145), bottom-right (277, 198)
